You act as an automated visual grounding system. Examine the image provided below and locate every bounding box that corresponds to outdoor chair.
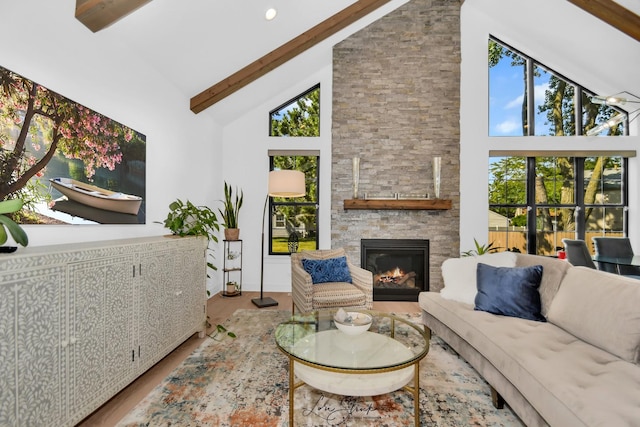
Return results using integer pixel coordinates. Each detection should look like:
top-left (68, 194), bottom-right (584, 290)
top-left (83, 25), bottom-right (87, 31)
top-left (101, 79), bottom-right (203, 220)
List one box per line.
top-left (290, 248), bottom-right (373, 313)
top-left (562, 239), bottom-right (597, 269)
top-left (592, 236), bottom-right (640, 277)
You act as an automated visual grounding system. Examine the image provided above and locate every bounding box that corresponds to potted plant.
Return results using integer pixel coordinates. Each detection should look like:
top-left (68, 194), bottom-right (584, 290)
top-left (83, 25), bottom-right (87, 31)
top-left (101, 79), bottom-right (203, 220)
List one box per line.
top-left (0, 199), bottom-right (28, 251)
top-left (160, 198), bottom-right (219, 276)
top-left (225, 280), bottom-right (239, 295)
top-left (461, 238), bottom-right (501, 257)
top-left (218, 181), bottom-right (243, 241)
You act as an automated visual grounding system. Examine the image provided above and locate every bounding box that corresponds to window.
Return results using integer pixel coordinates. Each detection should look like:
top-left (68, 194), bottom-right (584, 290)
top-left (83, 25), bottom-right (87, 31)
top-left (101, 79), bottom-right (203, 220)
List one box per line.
top-left (489, 156), bottom-right (628, 255)
top-left (268, 153), bottom-right (319, 254)
top-left (489, 37), bottom-right (629, 137)
top-left (488, 37), bottom-right (631, 255)
top-left (269, 84), bottom-right (320, 137)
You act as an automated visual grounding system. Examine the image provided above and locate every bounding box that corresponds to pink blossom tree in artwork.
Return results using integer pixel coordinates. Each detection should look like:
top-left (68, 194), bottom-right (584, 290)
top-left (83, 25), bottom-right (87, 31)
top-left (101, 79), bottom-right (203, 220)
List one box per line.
top-left (0, 66), bottom-right (134, 201)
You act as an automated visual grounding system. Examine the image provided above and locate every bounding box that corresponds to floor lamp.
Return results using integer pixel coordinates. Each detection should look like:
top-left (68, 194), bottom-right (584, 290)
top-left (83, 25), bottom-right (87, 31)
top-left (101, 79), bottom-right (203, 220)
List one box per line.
top-left (252, 169), bottom-right (306, 308)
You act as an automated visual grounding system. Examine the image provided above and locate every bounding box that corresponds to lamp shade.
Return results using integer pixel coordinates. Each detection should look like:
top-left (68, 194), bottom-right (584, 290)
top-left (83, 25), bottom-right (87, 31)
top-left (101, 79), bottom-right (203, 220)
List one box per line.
top-left (268, 170), bottom-right (305, 198)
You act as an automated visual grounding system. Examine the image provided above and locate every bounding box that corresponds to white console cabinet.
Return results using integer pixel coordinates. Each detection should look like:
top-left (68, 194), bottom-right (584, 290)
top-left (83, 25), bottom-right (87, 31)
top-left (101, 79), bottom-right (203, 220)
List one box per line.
top-left (0, 236), bottom-right (207, 427)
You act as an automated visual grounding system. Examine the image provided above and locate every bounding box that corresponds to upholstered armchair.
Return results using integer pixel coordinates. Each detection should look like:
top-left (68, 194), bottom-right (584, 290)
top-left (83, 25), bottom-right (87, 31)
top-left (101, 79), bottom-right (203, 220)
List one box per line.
top-left (290, 248), bottom-right (373, 313)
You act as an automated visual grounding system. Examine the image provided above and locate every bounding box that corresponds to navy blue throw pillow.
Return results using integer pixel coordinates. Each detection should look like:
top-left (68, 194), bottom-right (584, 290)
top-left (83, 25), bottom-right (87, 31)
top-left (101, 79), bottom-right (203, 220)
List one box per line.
top-left (302, 256), bottom-right (353, 284)
top-left (474, 263), bottom-right (546, 322)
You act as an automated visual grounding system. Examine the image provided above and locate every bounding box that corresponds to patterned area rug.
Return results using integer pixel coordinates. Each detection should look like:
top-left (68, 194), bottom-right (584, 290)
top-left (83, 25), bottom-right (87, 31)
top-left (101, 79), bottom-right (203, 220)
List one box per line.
top-left (117, 309), bottom-right (523, 427)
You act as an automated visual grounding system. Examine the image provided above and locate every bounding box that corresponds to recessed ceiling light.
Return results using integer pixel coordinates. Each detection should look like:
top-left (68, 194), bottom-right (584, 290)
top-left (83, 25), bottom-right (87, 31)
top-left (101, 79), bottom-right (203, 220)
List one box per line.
top-left (265, 8), bottom-right (277, 21)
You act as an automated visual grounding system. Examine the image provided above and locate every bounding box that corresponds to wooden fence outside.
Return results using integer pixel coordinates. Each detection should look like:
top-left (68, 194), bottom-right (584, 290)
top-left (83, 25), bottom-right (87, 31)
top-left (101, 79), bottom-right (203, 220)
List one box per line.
top-left (488, 230), bottom-right (623, 256)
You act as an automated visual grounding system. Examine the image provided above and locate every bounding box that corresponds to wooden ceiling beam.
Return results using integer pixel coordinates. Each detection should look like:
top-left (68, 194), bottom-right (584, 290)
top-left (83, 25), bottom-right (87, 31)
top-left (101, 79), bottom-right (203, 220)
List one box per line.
top-left (567, 0), bottom-right (640, 43)
top-left (75, 0), bottom-right (153, 33)
top-left (190, 0), bottom-right (393, 114)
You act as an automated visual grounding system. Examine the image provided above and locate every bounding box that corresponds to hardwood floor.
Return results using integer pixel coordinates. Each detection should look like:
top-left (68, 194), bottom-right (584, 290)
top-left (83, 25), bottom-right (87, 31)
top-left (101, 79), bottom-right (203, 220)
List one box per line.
top-left (78, 292), bottom-right (420, 426)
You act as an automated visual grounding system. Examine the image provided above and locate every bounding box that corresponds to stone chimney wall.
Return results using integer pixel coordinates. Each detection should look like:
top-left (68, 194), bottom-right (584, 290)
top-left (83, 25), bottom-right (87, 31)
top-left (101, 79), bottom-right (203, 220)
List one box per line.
top-left (331, 0), bottom-right (461, 292)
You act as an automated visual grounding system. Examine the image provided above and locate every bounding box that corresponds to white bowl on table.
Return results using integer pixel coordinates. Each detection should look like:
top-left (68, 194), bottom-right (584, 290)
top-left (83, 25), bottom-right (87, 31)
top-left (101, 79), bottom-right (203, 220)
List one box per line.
top-left (333, 311), bottom-right (373, 336)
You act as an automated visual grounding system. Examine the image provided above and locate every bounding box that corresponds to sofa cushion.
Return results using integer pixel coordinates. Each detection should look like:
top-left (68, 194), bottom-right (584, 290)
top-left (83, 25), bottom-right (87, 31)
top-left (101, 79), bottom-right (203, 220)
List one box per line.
top-left (302, 256), bottom-right (353, 284)
top-left (440, 251), bottom-right (518, 305)
top-left (420, 292), bottom-right (640, 427)
top-left (547, 267), bottom-right (640, 364)
top-left (474, 263), bottom-right (545, 322)
top-left (312, 282), bottom-right (365, 308)
top-left (515, 253), bottom-right (571, 317)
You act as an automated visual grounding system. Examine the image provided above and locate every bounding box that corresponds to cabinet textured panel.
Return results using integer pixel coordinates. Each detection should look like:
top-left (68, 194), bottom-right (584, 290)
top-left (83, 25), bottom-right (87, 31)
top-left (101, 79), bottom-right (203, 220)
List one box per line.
top-left (0, 236), bottom-right (207, 427)
top-left (68, 255), bottom-right (135, 420)
top-left (0, 266), bottom-right (66, 426)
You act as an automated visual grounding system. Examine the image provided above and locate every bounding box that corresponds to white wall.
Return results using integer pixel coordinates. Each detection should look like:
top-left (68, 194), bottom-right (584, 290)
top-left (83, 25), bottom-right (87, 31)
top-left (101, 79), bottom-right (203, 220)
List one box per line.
top-left (1, 1), bottom-right (223, 296)
top-left (210, 0), bottom-right (410, 295)
top-left (218, 57), bottom-right (333, 294)
top-left (0, 1), bottom-right (221, 249)
top-left (460, 0), bottom-right (640, 252)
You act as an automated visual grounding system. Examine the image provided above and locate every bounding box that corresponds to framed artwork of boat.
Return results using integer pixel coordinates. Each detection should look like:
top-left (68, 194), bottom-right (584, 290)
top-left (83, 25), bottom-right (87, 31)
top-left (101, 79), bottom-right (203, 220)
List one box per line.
top-left (0, 65), bottom-right (146, 225)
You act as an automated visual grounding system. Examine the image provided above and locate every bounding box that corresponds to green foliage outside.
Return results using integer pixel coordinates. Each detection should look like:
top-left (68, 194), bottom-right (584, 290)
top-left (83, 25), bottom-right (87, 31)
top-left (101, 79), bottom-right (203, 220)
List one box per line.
top-left (270, 87), bottom-right (320, 137)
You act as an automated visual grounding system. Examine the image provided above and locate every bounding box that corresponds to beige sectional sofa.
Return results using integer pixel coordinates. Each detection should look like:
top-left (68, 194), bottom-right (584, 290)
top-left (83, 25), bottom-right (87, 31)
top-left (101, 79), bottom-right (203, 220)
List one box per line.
top-left (419, 252), bottom-right (640, 427)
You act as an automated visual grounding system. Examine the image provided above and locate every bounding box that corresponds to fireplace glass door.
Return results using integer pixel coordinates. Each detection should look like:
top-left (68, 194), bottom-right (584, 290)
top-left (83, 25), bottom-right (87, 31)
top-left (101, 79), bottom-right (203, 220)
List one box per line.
top-left (361, 239), bottom-right (429, 301)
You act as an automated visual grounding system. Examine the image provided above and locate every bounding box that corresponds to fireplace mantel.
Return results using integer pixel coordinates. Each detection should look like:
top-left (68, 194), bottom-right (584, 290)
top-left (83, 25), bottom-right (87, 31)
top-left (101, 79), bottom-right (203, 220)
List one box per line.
top-left (344, 199), bottom-right (452, 210)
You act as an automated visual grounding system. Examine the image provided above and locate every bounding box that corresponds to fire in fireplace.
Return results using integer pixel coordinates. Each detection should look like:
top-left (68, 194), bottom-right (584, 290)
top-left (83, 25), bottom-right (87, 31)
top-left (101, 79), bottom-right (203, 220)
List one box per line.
top-left (360, 239), bottom-right (429, 301)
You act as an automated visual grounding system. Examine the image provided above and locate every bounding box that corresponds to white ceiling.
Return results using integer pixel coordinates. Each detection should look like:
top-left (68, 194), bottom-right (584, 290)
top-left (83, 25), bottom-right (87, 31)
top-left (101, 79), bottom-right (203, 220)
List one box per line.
top-left (89, 0), bottom-right (639, 123)
top-left (96, 0), bottom-right (360, 119)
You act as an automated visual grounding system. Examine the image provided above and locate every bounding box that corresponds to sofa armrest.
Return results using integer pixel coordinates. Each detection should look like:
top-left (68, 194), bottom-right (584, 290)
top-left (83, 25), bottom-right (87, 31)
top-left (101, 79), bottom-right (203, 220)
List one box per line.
top-left (348, 261), bottom-right (374, 309)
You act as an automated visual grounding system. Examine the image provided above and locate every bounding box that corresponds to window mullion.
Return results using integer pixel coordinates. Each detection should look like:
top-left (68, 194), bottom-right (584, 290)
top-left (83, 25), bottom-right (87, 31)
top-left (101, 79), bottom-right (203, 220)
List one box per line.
top-left (526, 157), bottom-right (537, 253)
top-left (574, 158), bottom-right (585, 240)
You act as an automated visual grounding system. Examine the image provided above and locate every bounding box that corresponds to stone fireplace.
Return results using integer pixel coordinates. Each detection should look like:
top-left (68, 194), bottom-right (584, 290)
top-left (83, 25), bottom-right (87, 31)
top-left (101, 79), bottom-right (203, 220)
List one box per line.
top-left (361, 239), bottom-right (429, 301)
top-left (330, 0), bottom-right (461, 293)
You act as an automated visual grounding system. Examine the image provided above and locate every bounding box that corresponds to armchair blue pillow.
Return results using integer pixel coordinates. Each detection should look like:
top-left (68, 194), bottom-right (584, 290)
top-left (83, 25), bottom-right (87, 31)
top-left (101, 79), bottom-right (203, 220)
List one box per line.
top-left (302, 256), bottom-right (353, 284)
top-left (474, 263), bottom-right (545, 322)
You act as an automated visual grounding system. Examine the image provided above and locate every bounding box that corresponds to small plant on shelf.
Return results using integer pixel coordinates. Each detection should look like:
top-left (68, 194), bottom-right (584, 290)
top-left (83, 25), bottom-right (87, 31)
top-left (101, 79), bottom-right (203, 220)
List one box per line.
top-left (225, 281), bottom-right (239, 294)
top-left (218, 181), bottom-right (243, 240)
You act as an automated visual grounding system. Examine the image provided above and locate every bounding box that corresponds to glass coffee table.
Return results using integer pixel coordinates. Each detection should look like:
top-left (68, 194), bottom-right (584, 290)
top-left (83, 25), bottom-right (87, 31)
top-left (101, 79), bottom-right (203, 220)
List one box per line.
top-left (274, 310), bottom-right (429, 426)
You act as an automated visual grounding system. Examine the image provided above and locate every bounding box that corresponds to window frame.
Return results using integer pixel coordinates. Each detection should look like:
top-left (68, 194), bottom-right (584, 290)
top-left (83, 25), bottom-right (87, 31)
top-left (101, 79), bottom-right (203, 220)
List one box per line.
top-left (268, 153), bottom-right (320, 255)
top-left (268, 84), bottom-right (321, 137)
top-left (489, 36), bottom-right (630, 137)
top-left (489, 156), bottom-right (629, 255)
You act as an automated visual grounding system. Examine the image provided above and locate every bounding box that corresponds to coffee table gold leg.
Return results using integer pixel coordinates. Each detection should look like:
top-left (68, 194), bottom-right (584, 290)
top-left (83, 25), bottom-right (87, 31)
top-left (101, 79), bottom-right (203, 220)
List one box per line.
top-left (289, 358), bottom-right (295, 426)
top-left (413, 363), bottom-right (420, 427)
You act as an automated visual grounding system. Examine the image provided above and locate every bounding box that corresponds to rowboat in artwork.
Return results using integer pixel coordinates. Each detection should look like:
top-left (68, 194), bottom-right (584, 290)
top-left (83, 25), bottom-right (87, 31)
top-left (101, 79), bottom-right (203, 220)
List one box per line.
top-left (49, 177), bottom-right (142, 215)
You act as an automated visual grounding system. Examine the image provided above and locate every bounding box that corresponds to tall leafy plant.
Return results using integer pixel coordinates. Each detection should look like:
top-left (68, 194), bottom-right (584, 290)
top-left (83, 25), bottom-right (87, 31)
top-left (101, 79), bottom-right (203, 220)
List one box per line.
top-left (218, 182), bottom-right (243, 229)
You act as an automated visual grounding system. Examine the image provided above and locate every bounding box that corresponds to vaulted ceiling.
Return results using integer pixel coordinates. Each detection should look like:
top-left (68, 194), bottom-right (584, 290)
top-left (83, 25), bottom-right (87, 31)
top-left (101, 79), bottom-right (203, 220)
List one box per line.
top-left (75, 0), bottom-right (640, 116)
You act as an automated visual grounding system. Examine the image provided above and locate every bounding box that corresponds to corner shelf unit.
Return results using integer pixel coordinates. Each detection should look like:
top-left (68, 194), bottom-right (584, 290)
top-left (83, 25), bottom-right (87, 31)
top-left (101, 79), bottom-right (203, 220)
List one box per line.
top-left (222, 239), bottom-right (242, 297)
top-left (343, 198), bottom-right (452, 210)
